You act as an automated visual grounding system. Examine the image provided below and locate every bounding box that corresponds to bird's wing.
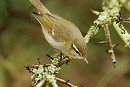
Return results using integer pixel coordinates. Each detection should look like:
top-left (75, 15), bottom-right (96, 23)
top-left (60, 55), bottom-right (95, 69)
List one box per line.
top-left (32, 12), bottom-right (72, 43)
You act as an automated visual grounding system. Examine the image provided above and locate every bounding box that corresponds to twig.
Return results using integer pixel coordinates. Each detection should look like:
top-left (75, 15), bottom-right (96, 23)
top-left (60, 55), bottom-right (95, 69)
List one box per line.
top-left (77, 82), bottom-right (85, 87)
top-left (52, 82), bottom-right (58, 87)
top-left (55, 77), bottom-right (85, 87)
top-left (46, 54), bottom-right (54, 60)
top-left (37, 57), bottom-right (41, 65)
top-left (104, 24), bottom-right (116, 67)
top-left (55, 77), bottom-right (77, 87)
top-left (35, 77), bottom-right (46, 87)
top-left (121, 19), bottom-right (130, 23)
top-left (56, 57), bottom-right (71, 67)
top-left (94, 41), bottom-right (107, 44)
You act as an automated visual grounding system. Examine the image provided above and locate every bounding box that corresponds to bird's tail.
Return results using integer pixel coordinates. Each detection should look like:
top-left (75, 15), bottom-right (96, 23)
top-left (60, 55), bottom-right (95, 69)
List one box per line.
top-left (29, 0), bottom-right (51, 15)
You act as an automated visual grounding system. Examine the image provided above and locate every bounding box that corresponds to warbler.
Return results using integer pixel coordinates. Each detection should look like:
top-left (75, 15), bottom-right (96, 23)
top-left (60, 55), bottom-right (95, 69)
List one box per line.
top-left (29, 0), bottom-right (88, 63)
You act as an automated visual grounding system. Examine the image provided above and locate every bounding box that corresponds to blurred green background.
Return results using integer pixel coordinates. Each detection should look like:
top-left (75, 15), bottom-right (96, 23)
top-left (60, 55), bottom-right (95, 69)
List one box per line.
top-left (0, 0), bottom-right (130, 87)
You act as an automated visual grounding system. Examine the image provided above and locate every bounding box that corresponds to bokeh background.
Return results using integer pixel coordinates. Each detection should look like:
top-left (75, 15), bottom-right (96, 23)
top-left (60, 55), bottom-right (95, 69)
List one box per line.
top-left (0, 0), bottom-right (130, 87)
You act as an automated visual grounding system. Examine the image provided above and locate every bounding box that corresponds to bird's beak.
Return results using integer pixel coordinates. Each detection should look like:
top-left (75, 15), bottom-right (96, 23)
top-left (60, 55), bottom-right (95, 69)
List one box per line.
top-left (82, 57), bottom-right (89, 64)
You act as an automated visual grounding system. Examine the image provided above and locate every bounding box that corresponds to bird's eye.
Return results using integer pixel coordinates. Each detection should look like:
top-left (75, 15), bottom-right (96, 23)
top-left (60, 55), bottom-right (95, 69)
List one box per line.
top-left (75, 50), bottom-right (79, 54)
top-left (73, 43), bottom-right (80, 55)
top-left (75, 50), bottom-right (81, 56)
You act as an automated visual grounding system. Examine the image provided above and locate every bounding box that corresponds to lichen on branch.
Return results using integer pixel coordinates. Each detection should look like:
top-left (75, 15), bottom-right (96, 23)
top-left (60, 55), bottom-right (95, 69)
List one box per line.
top-left (85, 0), bottom-right (130, 66)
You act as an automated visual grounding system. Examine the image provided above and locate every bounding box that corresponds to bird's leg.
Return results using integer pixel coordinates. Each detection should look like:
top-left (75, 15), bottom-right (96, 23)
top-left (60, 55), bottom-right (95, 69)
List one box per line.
top-left (63, 56), bottom-right (71, 65)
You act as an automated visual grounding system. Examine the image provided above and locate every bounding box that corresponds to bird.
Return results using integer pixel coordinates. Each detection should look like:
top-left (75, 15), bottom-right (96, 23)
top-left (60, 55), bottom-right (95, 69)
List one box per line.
top-left (29, 0), bottom-right (88, 63)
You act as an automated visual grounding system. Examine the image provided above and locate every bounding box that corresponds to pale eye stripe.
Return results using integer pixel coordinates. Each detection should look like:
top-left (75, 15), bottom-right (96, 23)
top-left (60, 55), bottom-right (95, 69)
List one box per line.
top-left (73, 43), bottom-right (82, 56)
top-left (73, 43), bottom-right (79, 52)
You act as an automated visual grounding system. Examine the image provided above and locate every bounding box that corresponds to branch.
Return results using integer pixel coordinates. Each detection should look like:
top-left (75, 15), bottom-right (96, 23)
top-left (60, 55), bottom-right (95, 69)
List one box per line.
top-left (85, 0), bottom-right (130, 48)
top-left (35, 77), bottom-right (46, 87)
top-left (104, 24), bottom-right (116, 67)
top-left (113, 22), bottom-right (130, 48)
top-left (52, 82), bottom-right (58, 87)
top-left (118, 0), bottom-right (130, 12)
top-left (25, 54), bottom-right (76, 87)
top-left (85, 25), bottom-right (100, 43)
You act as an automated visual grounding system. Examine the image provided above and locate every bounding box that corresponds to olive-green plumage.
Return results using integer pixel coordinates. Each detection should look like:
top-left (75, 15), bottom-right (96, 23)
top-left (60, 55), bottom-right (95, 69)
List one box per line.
top-left (30, 0), bottom-right (88, 63)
